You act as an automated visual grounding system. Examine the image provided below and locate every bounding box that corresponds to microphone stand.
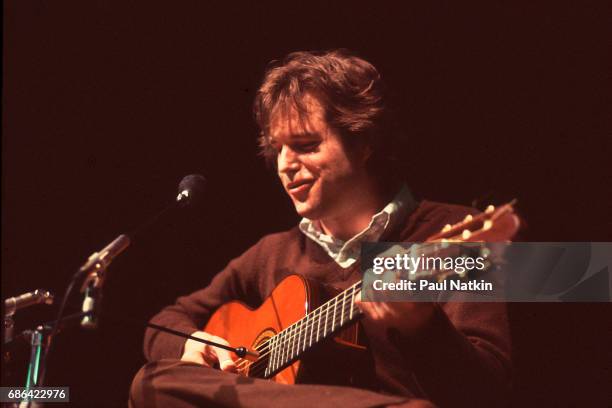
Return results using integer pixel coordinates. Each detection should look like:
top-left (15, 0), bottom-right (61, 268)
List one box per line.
top-left (4, 314), bottom-right (15, 346)
top-left (15, 311), bottom-right (85, 408)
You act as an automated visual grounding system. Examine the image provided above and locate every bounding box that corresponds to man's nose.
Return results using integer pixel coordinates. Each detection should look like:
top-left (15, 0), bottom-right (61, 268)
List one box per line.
top-left (277, 146), bottom-right (300, 176)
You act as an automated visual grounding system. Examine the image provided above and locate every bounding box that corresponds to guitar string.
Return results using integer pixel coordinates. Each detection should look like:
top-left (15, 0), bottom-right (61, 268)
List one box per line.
top-left (233, 283), bottom-right (361, 374)
top-left (235, 280), bottom-right (361, 364)
top-left (251, 280), bottom-right (362, 356)
top-left (235, 284), bottom-right (363, 377)
top-left (240, 298), bottom-right (362, 378)
top-left (235, 301), bottom-right (359, 375)
top-left (248, 313), bottom-right (362, 378)
top-left (233, 280), bottom-right (362, 374)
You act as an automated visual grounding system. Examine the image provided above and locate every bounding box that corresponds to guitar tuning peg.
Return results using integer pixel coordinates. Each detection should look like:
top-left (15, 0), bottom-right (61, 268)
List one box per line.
top-left (485, 205), bottom-right (495, 214)
top-left (462, 229), bottom-right (471, 240)
top-left (442, 224), bottom-right (452, 232)
top-left (483, 220), bottom-right (493, 231)
top-left (464, 214), bottom-right (473, 222)
top-left (481, 246), bottom-right (491, 258)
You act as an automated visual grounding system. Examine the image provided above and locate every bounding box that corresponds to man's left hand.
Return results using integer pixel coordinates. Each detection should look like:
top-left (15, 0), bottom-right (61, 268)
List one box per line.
top-left (355, 291), bottom-right (436, 336)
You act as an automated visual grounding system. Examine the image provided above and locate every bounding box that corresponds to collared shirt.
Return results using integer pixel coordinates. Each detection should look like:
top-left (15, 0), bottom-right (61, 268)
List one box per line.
top-left (299, 185), bottom-right (416, 268)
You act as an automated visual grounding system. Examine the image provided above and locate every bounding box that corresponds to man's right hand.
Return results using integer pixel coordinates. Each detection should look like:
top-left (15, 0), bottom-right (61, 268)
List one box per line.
top-left (180, 331), bottom-right (237, 372)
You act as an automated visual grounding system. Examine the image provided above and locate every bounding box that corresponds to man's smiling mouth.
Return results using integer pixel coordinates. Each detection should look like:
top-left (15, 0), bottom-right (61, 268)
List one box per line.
top-left (286, 179), bottom-right (315, 195)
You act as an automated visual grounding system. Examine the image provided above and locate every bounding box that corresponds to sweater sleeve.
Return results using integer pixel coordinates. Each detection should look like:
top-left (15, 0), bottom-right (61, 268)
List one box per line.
top-left (143, 241), bottom-right (264, 362)
top-left (389, 301), bottom-right (512, 408)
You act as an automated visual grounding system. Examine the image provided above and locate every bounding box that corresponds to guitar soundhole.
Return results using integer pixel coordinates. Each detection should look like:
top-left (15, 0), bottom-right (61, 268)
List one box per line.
top-left (245, 329), bottom-right (276, 379)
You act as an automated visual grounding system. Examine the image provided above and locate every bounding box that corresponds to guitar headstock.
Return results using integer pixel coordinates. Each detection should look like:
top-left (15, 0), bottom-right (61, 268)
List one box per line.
top-left (364, 201), bottom-right (521, 284)
top-left (426, 200), bottom-right (520, 243)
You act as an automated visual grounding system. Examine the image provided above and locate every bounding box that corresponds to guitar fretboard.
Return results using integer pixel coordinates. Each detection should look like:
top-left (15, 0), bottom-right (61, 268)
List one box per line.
top-left (262, 280), bottom-right (363, 378)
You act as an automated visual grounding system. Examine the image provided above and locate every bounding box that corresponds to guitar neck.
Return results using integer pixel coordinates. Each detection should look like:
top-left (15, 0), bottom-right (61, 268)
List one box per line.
top-left (264, 280), bottom-right (363, 378)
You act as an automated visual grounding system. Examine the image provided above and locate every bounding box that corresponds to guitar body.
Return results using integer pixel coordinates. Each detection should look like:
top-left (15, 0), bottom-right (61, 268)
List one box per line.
top-left (205, 275), bottom-right (312, 384)
top-left (205, 275), bottom-right (364, 384)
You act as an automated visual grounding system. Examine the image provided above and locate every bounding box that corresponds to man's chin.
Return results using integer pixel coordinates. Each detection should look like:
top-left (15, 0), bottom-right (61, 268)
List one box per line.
top-left (293, 203), bottom-right (321, 220)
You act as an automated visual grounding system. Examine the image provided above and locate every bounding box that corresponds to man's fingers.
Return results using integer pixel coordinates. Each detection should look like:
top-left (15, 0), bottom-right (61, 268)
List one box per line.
top-left (370, 302), bottom-right (384, 320)
top-left (201, 344), bottom-right (219, 367)
top-left (181, 351), bottom-right (206, 365)
top-left (181, 332), bottom-right (237, 372)
top-left (356, 290), bottom-right (375, 318)
top-left (357, 298), bottom-right (384, 320)
top-left (182, 331), bottom-right (234, 370)
top-left (215, 348), bottom-right (236, 371)
top-left (355, 290), bottom-right (363, 304)
top-left (211, 338), bottom-right (237, 372)
top-left (219, 358), bottom-right (237, 372)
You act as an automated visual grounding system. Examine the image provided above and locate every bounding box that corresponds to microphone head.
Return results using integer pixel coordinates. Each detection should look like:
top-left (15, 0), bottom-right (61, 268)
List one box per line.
top-left (177, 174), bottom-right (207, 207)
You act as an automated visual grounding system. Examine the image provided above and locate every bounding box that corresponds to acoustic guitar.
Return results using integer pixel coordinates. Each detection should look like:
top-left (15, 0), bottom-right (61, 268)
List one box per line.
top-left (204, 202), bottom-right (520, 384)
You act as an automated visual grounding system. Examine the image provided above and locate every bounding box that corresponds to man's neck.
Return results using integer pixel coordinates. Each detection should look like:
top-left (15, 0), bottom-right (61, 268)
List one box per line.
top-left (319, 179), bottom-right (394, 241)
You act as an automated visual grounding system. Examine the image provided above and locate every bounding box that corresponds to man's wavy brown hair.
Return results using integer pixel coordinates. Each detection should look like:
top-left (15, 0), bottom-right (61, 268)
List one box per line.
top-left (253, 49), bottom-right (402, 177)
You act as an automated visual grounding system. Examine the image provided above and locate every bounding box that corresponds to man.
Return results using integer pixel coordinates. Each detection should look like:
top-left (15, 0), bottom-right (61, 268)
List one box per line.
top-left (130, 50), bottom-right (511, 408)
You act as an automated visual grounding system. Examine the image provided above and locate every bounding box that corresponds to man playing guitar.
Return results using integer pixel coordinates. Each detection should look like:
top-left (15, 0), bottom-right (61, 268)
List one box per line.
top-left (129, 50), bottom-right (512, 408)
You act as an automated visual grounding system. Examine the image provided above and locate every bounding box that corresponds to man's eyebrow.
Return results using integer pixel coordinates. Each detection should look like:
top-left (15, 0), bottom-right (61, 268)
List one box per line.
top-left (287, 132), bottom-right (321, 140)
top-left (269, 132), bottom-right (321, 143)
top-left (287, 132), bottom-right (321, 141)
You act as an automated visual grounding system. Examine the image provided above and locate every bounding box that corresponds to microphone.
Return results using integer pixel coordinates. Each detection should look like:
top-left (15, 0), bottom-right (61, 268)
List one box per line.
top-left (177, 174), bottom-right (207, 207)
top-left (77, 235), bottom-right (130, 328)
top-left (77, 174), bottom-right (207, 328)
top-left (78, 234), bottom-right (131, 276)
top-left (4, 289), bottom-right (54, 317)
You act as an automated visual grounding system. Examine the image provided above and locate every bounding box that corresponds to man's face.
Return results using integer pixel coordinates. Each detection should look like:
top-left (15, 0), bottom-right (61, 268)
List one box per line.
top-left (269, 95), bottom-right (369, 221)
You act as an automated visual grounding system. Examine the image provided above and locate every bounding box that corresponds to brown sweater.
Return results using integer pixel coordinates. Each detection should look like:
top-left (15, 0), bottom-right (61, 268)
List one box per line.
top-left (144, 200), bottom-right (512, 408)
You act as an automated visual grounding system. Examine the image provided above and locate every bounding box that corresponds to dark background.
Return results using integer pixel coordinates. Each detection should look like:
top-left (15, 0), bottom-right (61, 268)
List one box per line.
top-left (2, 1), bottom-right (610, 407)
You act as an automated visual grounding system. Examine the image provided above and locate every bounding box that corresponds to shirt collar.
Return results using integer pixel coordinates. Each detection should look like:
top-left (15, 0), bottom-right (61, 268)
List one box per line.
top-left (299, 184), bottom-right (415, 268)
